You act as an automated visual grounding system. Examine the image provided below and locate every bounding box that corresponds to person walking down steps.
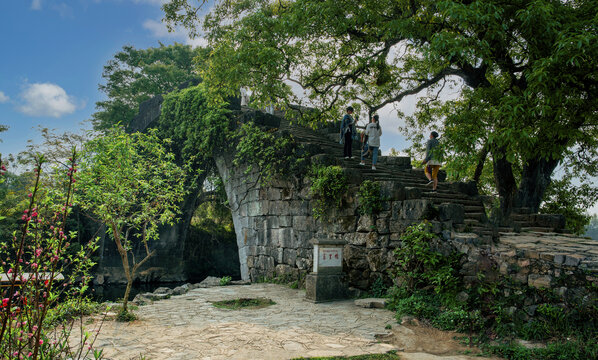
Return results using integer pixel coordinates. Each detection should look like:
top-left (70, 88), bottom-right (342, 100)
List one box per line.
top-left (423, 131), bottom-right (442, 192)
top-left (359, 114), bottom-right (382, 170)
top-left (340, 106), bottom-right (356, 159)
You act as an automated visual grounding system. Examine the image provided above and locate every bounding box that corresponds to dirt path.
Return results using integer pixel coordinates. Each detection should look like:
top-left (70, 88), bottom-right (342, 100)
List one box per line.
top-left (82, 284), bottom-right (499, 360)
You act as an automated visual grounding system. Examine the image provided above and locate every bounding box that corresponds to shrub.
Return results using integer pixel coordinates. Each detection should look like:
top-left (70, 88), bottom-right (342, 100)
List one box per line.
top-left (308, 165), bottom-right (348, 220)
top-left (358, 180), bottom-right (382, 215)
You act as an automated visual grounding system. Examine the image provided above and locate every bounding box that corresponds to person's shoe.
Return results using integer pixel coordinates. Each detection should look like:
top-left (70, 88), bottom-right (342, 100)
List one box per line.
top-left (426, 180), bottom-right (434, 186)
top-left (359, 162), bottom-right (365, 166)
top-left (350, 156), bottom-right (354, 159)
top-left (371, 166), bottom-right (376, 170)
top-left (431, 189), bottom-right (437, 193)
top-left (345, 156), bottom-right (350, 159)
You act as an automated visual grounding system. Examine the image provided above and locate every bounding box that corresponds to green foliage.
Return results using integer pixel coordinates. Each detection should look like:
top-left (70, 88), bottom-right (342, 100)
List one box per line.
top-left (116, 309), bottom-right (138, 322)
top-left (234, 122), bottom-right (305, 185)
top-left (484, 339), bottom-right (598, 360)
top-left (93, 43), bottom-right (207, 130)
top-left (44, 298), bottom-right (101, 327)
top-left (369, 277), bottom-right (388, 298)
top-left (540, 175), bottom-right (598, 234)
top-left (77, 127), bottom-right (187, 311)
top-left (212, 298), bottom-right (275, 310)
top-left (219, 276), bottom-right (232, 286)
top-left (162, 0), bottom-right (598, 216)
top-left (390, 222), bottom-right (460, 294)
top-left (308, 165), bottom-right (348, 220)
top-left (357, 180), bottom-right (383, 216)
top-left (292, 352), bottom-right (400, 360)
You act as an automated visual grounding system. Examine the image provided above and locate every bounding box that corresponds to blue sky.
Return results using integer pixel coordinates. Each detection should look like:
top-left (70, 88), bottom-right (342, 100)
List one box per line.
top-left (0, 0), bottom-right (209, 159)
top-left (0, 0), bottom-right (413, 160)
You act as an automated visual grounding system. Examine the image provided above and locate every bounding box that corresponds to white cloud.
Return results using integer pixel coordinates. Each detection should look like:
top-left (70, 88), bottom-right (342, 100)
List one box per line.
top-left (18, 83), bottom-right (78, 118)
top-left (0, 91), bottom-right (9, 103)
top-left (31, 0), bottom-right (42, 10)
top-left (143, 18), bottom-right (208, 48)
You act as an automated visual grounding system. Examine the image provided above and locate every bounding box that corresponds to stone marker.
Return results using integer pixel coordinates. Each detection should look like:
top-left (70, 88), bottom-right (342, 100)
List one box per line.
top-left (305, 236), bottom-right (349, 302)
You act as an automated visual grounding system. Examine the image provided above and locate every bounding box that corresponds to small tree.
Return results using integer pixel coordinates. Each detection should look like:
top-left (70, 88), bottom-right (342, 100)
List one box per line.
top-left (77, 127), bottom-right (187, 314)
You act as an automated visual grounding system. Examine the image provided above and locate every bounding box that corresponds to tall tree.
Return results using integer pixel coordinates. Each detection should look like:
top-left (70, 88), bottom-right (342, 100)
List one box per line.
top-left (162, 0), bottom-right (598, 219)
top-left (92, 43), bottom-right (207, 130)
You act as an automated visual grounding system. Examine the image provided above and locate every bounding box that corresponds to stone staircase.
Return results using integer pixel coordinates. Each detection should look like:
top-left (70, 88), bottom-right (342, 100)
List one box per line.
top-left (271, 116), bottom-right (500, 240)
top-left (253, 112), bottom-right (570, 241)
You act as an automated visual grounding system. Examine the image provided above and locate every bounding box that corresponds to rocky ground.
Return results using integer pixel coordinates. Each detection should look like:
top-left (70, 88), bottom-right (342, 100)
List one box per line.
top-left (78, 282), bottom-right (501, 360)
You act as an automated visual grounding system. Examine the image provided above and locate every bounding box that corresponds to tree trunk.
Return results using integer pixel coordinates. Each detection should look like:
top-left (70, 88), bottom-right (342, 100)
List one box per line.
top-left (473, 142), bottom-right (489, 185)
top-left (492, 148), bottom-right (517, 223)
top-left (515, 157), bottom-right (560, 213)
top-left (122, 280), bottom-right (132, 312)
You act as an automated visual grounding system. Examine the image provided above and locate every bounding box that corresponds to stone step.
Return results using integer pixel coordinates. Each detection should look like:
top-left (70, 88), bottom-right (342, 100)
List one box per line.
top-left (521, 227), bottom-right (556, 233)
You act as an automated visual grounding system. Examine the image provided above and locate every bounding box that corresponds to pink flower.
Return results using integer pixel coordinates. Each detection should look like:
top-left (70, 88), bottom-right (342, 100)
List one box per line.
top-left (39, 340), bottom-right (43, 345)
top-left (2, 298), bottom-right (8, 307)
top-left (28, 193), bottom-right (32, 198)
top-left (31, 263), bottom-right (38, 269)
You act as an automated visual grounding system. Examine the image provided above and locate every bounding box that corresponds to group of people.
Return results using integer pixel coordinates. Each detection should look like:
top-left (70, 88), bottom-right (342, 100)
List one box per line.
top-left (339, 106), bottom-right (442, 192)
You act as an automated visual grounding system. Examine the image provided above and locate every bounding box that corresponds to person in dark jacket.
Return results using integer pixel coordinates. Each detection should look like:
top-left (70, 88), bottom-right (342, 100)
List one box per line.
top-left (423, 131), bottom-right (441, 192)
top-left (340, 106), bottom-right (356, 159)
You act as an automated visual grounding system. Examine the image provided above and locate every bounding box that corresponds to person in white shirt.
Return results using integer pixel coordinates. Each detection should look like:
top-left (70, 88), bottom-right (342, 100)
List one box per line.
top-left (359, 114), bottom-right (382, 170)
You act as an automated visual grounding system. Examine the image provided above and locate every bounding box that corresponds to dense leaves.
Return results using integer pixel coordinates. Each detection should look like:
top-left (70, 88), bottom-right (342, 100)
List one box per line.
top-left (162, 0), bottom-right (598, 222)
top-left (92, 43), bottom-right (206, 130)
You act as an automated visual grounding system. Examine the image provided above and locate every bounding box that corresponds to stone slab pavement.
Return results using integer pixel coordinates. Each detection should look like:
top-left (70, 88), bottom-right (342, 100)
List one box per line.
top-left (86, 284), bottom-right (495, 360)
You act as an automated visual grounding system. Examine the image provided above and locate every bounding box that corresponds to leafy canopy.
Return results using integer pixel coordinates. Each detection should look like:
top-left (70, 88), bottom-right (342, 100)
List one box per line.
top-left (92, 43), bottom-right (207, 130)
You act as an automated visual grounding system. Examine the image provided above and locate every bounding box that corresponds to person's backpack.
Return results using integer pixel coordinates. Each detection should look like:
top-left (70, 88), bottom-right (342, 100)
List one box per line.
top-left (430, 138), bottom-right (445, 162)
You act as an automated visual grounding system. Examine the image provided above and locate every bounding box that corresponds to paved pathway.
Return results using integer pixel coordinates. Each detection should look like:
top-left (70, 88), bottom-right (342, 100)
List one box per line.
top-left (87, 284), bottom-right (494, 360)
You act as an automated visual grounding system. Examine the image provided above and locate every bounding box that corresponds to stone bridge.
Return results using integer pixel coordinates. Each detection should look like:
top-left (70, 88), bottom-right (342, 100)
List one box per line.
top-left (95, 96), bottom-right (598, 302)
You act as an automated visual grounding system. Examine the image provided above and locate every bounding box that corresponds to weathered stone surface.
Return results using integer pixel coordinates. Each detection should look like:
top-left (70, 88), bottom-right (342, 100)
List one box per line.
top-left (357, 215), bottom-right (375, 232)
top-left (401, 199), bottom-right (434, 220)
top-left (354, 298), bottom-right (387, 308)
top-left (198, 276), bottom-right (222, 288)
top-left (438, 203), bottom-right (465, 224)
top-left (528, 274), bottom-right (553, 288)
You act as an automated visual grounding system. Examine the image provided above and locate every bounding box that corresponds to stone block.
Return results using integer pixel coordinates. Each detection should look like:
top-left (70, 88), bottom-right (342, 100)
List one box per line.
top-left (275, 264), bottom-right (299, 278)
top-left (332, 216), bottom-right (357, 233)
top-left (275, 248), bottom-right (284, 263)
top-left (531, 214), bottom-right (566, 229)
top-left (278, 216), bottom-right (293, 227)
top-left (379, 181), bottom-right (406, 201)
top-left (172, 284), bottom-right (189, 296)
top-left (293, 215), bottom-right (315, 231)
top-left (438, 203), bottom-right (465, 224)
top-left (284, 248), bottom-right (298, 266)
top-left (305, 273), bottom-right (349, 303)
top-left (345, 232), bottom-right (368, 246)
top-left (344, 245), bottom-right (369, 269)
top-left (376, 217), bottom-right (390, 234)
top-left (447, 181), bottom-right (478, 196)
top-left (553, 254), bottom-right (566, 265)
top-left (528, 274), bottom-right (553, 288)
top-left (564, 255), bottom-right (583, 267)
top-left (366, 233), bottom-right (384, 249)
top-left (277, 228), bottom-right (294, 248)
top-left (404, 187), bottom-right (422, 200)
top-left (366, 249), bottom-right (387, 272)
top-left (354, 298), bottom-right (387, 308)
top-left (289, 200), bottom-right (310, 216)
top-left (391, 201), bottom-right (403, 221)
top-left (357, 215), bottom-right (376, 232)
top-left (402, 199), bottom-right (434, 220)
top-left (248, 201), bottom-right (269, 216)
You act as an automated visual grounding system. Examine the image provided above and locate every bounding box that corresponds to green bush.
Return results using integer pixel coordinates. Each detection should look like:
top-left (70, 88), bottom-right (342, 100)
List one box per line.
top-left (308, 165), bottom-right (348, 220)
top-left (389, 222), bottom-right (460, 294)
top-left (220, 276), bottom-right (232, 286)
top-left (358, 180), bottom-right (382, 215)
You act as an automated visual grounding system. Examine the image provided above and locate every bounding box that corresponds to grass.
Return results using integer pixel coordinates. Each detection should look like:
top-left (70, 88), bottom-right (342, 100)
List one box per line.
top-left (211, 297), bottom-right (276, 310)
top-left (293, 352), bottom-right (400, 360)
